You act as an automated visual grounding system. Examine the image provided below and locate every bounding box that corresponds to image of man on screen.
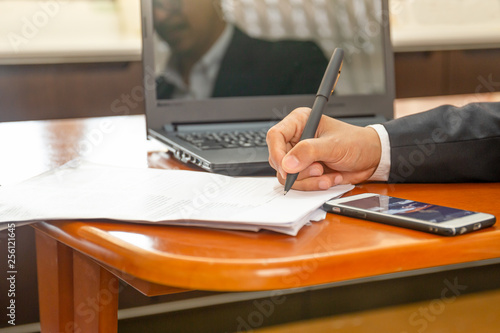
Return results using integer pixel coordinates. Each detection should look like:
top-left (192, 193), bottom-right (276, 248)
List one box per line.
top-left (153, 0), bottom-right (329, 100)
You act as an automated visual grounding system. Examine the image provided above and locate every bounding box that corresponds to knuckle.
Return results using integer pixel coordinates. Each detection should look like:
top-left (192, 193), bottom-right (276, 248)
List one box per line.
top-left (266, 126), bottom-right (277, 139)
top-left (296, 107), bottom-right (312, 114)
top-left (298, 140), bottom-right (316, 156)
top-left (291, 107), bottom-right (311, 119)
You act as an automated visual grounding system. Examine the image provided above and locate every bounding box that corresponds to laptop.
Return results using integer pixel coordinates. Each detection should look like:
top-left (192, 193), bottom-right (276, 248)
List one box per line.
top-left (140, 0), bottom-right (395, 176)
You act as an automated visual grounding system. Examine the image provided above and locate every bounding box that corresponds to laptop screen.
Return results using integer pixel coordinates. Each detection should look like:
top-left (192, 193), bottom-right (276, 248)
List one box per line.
top-left (141, 0), bottom-right (395, 130)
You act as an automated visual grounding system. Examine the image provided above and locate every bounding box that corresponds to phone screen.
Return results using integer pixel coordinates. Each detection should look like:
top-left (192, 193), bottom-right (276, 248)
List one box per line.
top-left (343, 195), bottom-right (476, 223)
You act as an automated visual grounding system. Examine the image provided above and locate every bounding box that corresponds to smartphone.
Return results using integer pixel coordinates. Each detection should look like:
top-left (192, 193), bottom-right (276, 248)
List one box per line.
top-left (323, 193), bottom-right (496, 236)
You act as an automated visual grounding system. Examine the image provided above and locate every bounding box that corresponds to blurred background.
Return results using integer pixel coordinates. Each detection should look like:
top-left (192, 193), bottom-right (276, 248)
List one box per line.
top-left (0, 0), bottom-right (499, 122)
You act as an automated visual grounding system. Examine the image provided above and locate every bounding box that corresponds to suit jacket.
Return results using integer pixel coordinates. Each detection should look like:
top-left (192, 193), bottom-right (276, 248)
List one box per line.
top-left (383, 102), bottom-right (500, 182)
top-left (157, 27), bottom-right (328, 99)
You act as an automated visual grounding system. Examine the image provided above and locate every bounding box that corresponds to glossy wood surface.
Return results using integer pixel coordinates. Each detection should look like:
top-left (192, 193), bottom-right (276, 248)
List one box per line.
top-left (36, 231), bottom-right (119, 332)
top-left (35, 231), bottom-right (74, 332)
top-left (32, 177), bottom-right (500, 292)
top-left (1, 93), bottom-right (499, 331)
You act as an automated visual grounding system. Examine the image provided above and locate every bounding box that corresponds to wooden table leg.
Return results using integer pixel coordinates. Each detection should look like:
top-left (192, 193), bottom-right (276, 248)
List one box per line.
top-left (35, 230), bottom-right (75, 333)
top-left (73, 250), bottom-right (119, 333)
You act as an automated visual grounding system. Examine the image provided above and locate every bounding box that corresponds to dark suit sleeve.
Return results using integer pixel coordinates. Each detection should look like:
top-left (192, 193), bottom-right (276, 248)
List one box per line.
top-left (382, 102), bottom-right (500, 183)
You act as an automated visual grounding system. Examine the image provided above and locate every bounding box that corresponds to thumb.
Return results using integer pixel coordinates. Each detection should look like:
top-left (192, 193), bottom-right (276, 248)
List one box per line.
top-left (281, 138), bottom-right (335, 174)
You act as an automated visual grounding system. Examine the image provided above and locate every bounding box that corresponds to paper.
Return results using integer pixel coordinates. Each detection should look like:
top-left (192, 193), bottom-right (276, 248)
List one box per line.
top-left (0, 160), bottom-right (354, 236)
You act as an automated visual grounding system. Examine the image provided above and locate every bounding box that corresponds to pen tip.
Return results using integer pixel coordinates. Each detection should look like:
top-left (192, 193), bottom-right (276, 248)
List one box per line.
top-left (284, 190), bottom-right (288, 196)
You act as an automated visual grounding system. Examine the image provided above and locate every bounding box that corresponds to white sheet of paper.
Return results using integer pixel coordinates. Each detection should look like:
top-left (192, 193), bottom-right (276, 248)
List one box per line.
top-left (0, 160), bottom-right (354, 235)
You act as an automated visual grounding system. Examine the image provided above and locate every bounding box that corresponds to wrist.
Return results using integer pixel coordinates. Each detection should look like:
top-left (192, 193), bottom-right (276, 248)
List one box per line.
top-left (365, 126), bottom-right (382, 170)
top-left (366, 124), bottom-right (390, 181)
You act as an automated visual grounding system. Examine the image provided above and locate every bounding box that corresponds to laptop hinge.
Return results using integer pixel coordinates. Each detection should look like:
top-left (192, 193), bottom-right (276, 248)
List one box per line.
top-left (165, 120), bottom-right (278, 133)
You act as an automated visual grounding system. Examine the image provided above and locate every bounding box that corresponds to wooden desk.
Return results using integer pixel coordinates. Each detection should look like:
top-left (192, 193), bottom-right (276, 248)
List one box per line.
top-left (1, 94), bottom-right (499, 332)
top-left (32, 182), bottom-right (500, 332)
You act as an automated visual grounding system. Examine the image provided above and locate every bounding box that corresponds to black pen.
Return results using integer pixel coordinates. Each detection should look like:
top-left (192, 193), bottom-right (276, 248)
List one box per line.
top-left (284, 48), bottom-right (344, 195)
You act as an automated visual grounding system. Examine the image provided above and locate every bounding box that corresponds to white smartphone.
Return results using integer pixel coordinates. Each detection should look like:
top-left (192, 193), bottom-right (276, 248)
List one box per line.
top-left (323, 193), bottom-right (496, 236)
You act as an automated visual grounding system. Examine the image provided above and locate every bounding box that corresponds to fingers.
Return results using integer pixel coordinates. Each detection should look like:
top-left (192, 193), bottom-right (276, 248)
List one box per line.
top-left (281, 137), bottom-right (337, 174)
top-left (276, 162), bottom-right (338, 191)
top-left (277, 167), bottom-right (377, 192)
top-left (276, 162), bottom-right (324, 182)
top-left (267, 108), bottom-right (312, 176)
top-left (277, 170), bottom-right (344, 191)
top-left (285, 170), bottom-right (376, 191)
top-left (280, 123), bottom-right (381, 176)
top-left (267, 107), bottom-right (382, 191)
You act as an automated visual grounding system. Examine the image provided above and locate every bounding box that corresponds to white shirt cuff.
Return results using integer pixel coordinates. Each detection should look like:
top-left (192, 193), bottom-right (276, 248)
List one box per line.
top-left (366, 124), bottom-right (390, 182)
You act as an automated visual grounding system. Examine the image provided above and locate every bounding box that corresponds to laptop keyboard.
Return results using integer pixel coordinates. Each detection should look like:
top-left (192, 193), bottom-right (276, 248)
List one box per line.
top-left (177, 130), bottom-right (268, 150)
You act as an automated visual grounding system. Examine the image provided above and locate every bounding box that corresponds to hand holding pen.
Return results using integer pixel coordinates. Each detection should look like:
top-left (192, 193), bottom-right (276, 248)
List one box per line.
top-left (266, 48), bottom-right (383, 192)
top-left (283, 48), bottom-right (344, 194)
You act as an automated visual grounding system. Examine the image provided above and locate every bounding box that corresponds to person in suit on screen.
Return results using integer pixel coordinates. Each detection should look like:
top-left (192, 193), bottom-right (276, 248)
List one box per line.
top-left (153, 0), bottom-right (329, 100)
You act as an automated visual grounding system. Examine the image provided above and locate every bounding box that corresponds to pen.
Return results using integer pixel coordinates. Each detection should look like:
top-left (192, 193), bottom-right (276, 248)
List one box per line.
top-left (284, 48), bottom-right (344, 195)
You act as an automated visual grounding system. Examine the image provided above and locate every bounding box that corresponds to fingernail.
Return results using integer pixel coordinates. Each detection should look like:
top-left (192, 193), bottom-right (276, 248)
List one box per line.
top-left (278, 166), bottom-right (286, 179)
top-left (319, 180), bottom-right (330, 190)
top-left (334, 175), bottom-right (343, 185)
top-left (283, 155), bottom-right (299, 169)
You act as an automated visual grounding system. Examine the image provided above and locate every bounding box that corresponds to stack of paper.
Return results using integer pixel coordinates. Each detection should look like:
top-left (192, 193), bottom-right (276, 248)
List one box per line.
top-left (0, 160), bottom-right (354, 236)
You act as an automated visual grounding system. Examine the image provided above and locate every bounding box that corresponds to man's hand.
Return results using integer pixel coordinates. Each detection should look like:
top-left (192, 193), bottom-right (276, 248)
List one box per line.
top-left (266, 107), bottom-right (382, 191)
